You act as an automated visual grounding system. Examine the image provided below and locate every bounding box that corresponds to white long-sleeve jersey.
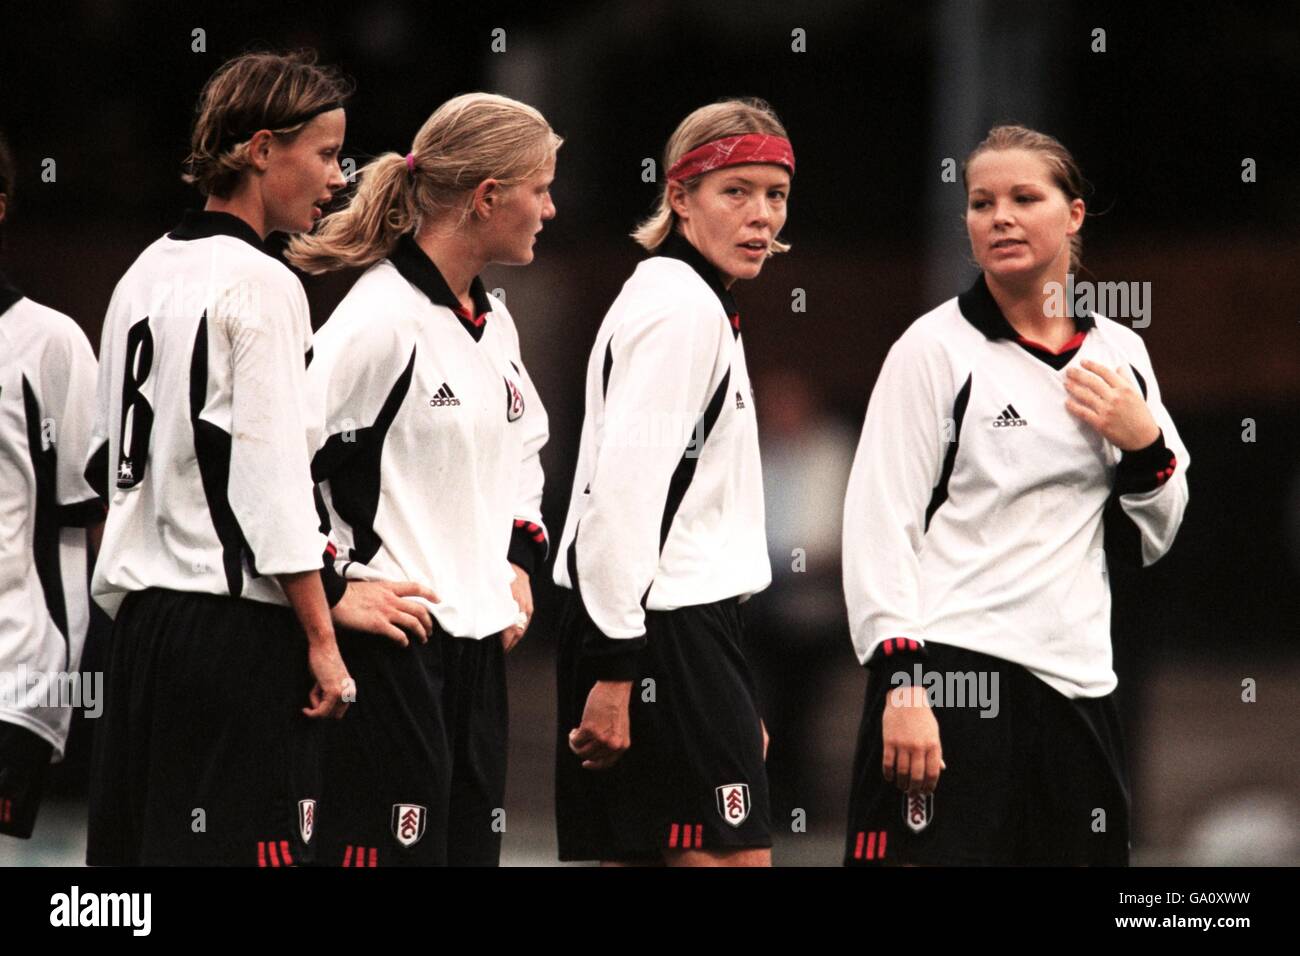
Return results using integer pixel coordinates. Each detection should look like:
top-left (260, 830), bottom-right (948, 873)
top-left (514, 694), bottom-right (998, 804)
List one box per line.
top-left (843, 273), bottom-right (1189, 699)
top-left (307, 234), bottom-right (549, 640)
top-left (1, 277), bottom-right (102, 756)
top-left (553, 232), bottom-right (770, 664)
top-left (86, 211), bottom-right (329, 617)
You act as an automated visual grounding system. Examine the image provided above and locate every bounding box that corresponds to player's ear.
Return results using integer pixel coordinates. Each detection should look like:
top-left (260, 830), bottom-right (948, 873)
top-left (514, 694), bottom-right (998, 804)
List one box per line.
top-left (247, 129), bottom-right (275, 173)
top-left (667, 180), bottom-right (690, 220)
top-left (1066, 197), bottom-right (1085, 234)
top-left (472, 178), bottom-right (500, 220)
top-left (0, 193), bottom-right (7, 226)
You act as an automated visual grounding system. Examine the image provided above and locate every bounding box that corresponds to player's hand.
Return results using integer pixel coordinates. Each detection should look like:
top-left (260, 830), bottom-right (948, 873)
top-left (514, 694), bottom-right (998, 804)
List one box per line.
top-left (569, 680), bottom-right (632, 770)
top-left (332, 580), bottom-right (438, 647)
top-left (1064, 360), bottom-right (1161, 452)
top-left (881, 685), bottom-right (945, 795)
top-left (500, 563), bottom-right (533, 654)
top-left (761, 719), bottom-right (770, 761)
top-left (303, 636), bottom-right (353, 720)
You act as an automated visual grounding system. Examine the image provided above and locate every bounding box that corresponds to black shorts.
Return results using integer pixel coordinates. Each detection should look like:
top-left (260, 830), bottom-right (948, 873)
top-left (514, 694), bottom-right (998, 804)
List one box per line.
top-left (86, 588), bottom-right (321, 866)
top-left (844, 642), bottom-right (1130, 866)
top-left (555, 591), bottom-right (772, 862)
top-left (442, 632), bottom-right (508, 867)
top-left (0, 721), bottom-right (54, 839)
top-left (315, 624), bottom-right (451, 867)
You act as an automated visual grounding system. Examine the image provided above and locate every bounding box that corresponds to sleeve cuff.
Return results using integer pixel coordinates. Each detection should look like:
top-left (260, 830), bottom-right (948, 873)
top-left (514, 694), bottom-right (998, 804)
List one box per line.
top-left (866, 637), bottom-right (929, 672)
top-left (58, 497), bottom-right (107, 528)
top-left (1115, 429), bottom-right (1177, 495)
top-left (508, 519), bottom-right (548, 577)
top-left (576, 603), bottom-right (644, 681)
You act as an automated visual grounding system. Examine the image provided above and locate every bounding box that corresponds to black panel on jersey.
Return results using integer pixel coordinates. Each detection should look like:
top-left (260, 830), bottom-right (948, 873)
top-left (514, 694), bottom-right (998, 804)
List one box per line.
top-left (1129, 364), bottom-right (1148, 400)
top-left (190, 313), bottom-right (259, 595)
top-left (659, 368), bottom-right (732, 552)
top-left (22, 375), bottom-right (70, 659)
top-left (601, 341), bottom-right (613, 398)
top-left (311, 346), bottom-right (417, 566)
top-left (924, 373), bottom-right (973, 532)
top-left (83, 440), bottom-right (109, 502)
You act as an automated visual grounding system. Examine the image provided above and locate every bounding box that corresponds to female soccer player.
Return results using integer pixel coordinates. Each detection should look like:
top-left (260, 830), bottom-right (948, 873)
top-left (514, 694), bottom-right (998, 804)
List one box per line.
top-left (0, 131), bottom-right (104, 842)
top-left (85, 51), bottom-right (434, 866)
top-left (553, 98), bottom-right (793, 866)
top-left (285, 92), bottom-right (557, 866)
top-left (842, 125), bottom-right (1189, 866)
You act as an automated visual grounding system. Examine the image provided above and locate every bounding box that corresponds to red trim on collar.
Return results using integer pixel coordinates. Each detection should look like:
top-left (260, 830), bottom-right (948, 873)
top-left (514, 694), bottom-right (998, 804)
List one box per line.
top-left (453, 304), bottom-right (487, 328)
top-left (1015, 330), bottom-right (1087, 356)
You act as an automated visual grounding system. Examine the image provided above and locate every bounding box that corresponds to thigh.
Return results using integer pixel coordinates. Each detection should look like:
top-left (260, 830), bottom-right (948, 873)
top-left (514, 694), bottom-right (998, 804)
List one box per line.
top-left (1023, 687), bottom-right (1131, 866)
top-left (120, 591), bottom-right (319, 865)
top-left (609, 600), bottom-right (772, 858)
top-left (0, 721), bottom-right (54, 839)
top-left (444, 633), bottom-right (508, 867)
top-left (318, 628), bottom-right (450, 867)
top-left (845, 644), bottom-right (1024, 866)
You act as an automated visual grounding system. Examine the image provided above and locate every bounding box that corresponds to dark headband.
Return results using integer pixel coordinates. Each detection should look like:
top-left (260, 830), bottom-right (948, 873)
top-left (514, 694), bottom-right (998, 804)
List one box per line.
top-left (216, 100), bottom-right (344, 155)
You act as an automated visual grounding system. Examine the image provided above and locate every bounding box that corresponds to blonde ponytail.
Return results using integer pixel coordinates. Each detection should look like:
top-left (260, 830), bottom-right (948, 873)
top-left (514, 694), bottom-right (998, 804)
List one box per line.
top-left (286, 152), bottom-right (415, 273)
top-left (286, 92), bottom-right (562, 274)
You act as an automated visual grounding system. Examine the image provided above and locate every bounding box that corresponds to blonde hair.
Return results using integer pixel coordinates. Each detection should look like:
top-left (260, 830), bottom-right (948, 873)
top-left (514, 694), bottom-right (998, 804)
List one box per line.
top-left (286, 92), bottom-right (562, 274)
top-left (182, 50), bottom-right (352, 199)
top-left (632, 97), bottom-right (792, 253)
top-left (962, 124), bottom-right (1088, 272)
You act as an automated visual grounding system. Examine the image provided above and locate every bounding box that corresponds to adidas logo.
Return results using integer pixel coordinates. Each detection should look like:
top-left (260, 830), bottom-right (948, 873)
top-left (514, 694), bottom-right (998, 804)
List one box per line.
top-left (992, 404), bottom-right (1027, 427)
top-left (429, 383), bottom-right (461, 407)
top-left (735, 390), bottom-right (746, 410)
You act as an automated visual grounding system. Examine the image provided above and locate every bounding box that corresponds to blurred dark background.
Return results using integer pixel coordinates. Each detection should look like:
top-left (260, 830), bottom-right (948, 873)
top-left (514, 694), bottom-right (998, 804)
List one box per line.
top-left (2, 0), bottom-right (1297, 865)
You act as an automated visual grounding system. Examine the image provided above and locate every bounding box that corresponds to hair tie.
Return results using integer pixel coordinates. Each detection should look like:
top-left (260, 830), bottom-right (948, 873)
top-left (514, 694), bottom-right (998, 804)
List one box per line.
top-left (404, 152), bottom-right (416, 173)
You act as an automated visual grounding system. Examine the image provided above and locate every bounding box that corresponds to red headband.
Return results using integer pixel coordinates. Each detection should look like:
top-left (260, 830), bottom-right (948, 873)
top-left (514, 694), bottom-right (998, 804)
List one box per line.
top-left (666, 133), bottom-right (796, 182)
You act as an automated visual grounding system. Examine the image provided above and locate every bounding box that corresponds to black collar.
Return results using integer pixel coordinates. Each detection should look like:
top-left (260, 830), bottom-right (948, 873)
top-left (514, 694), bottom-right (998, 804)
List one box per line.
top-left (389, 233), bottom-right (493, 342)
top-left (958, 272), bottom-right (1095, 340)
top-left (957, 272), bottom-right (1094, 371)
top-left (0, 267), bottom-right (22, 317)
top-left (168, 209), bottom-right (266, 252)
top-left (656, 230), bottom-right (741, 337)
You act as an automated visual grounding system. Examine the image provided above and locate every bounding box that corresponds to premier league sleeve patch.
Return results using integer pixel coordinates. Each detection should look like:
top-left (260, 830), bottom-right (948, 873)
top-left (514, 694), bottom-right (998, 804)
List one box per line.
top-left (715, 783), bottom-right (751, 827)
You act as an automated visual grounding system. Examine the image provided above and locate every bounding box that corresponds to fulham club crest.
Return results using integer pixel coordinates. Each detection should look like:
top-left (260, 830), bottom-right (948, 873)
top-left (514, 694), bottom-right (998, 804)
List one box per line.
top-left (904, 792), bottom-right (933, 833)
top-left (504, 376), bottom-right (525, 422)
top-left (298, 799), bottom-right (316, 844)
top-left (391, 803), bottom-right (427, 847)
top-left (715, 783), bottom-right (751, 828)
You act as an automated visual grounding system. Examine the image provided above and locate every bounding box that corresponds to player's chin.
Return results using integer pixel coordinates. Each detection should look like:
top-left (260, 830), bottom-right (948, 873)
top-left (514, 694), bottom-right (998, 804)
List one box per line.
top-left (981, 257), bottom-right (1040, 281)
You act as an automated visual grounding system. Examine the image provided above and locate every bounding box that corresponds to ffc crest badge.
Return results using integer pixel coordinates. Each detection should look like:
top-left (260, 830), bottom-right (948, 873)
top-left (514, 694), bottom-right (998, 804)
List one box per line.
top-left (391, 803), bottom-right (428, 847)
top-left (504, 376), bottom-right (525, 422)
top-left (715, 783), bottom-right (751, 828)
top-left (298, 799), bottom-right (316, 844)
top-left (904, 792), bottom-right (933, 833)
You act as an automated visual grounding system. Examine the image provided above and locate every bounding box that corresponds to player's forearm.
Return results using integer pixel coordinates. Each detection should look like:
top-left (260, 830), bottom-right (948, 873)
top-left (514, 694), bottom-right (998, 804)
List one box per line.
top-left (277, 570), bottom-right (336, 644)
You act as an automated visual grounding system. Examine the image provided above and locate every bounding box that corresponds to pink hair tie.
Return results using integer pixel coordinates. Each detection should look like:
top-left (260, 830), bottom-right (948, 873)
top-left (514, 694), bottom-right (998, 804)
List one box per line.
top-left (404, 152), bottom-right (416, 173)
